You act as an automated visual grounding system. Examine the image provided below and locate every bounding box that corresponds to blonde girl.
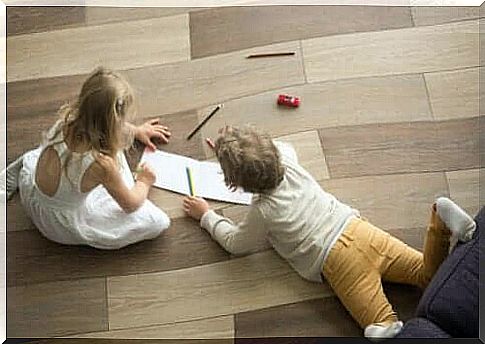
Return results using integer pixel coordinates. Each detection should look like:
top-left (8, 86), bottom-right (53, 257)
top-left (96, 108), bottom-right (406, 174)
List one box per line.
top-left (3, 67), bottom-right (171, 249)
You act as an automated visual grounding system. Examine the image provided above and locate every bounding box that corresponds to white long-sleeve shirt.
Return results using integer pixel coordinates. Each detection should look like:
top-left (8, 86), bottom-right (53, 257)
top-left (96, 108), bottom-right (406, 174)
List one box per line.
top-left (200, 141), bottom-right (359, 283)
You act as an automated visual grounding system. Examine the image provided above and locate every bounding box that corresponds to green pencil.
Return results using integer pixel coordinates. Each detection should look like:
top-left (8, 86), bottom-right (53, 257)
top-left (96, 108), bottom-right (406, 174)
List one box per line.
top-left (186, 167), bottom-right (195, 196)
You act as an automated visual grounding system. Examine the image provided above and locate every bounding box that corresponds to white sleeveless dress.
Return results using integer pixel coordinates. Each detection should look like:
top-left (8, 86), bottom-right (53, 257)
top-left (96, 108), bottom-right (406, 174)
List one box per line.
top-left (18, 122), bottom-right (170, 249)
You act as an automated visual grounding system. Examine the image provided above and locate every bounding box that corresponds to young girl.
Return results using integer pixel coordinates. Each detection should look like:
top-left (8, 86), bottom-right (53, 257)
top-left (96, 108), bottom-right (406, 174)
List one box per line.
top-left (2, 67), bottom-right (172, 249)
top-left (183, 125), bottom-right (477, 340)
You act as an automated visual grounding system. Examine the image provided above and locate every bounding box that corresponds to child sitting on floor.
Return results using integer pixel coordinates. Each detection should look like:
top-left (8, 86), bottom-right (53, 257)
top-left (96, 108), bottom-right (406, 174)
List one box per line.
top-left (2, 67), bottom-right (172, 249)
top-left (182, 125), bottom-right (476, 340)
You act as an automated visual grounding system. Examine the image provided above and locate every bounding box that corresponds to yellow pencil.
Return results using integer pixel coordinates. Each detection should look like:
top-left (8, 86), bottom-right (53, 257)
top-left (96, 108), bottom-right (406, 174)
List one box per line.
top-left (186, 167), bottom-right (196, 196)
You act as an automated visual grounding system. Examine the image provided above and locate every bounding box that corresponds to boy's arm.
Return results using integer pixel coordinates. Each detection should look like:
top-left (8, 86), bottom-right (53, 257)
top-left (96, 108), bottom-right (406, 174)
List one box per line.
top-left (200, 206), bottom-right (270, 255)
top-left (273, 140), bottom-right (298, 163)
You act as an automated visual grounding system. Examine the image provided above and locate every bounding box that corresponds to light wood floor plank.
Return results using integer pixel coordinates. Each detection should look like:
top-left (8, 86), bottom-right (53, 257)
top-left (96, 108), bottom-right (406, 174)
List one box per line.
top-left (107, 250), bottom-right (330, 330)
top-left (70, 316), bottom-right (234, 339)
top-left (7, 40), bottom-right (304, 122)
top-left (446, 168), bottom-right (483, 217)
top-left (125, 41), bottom-right (305, 118)
top-left (320, 117), bottom-right (481, 178)
top-left (302, 19), bottom-right (479, 83)
top-left (7, 14), bottom-right (190, 82)
top-left (7, 6), bottom-right (85, 36)
top-left (189, 5), bottom-right (413, 58)
top-left (7, 217), bottom-right (229, 286)
top-left (424, 67), bottom-right (481, 120)
top-left (7, 278), bottom-right (108, 337)
top-left (85, 6), bottom-right (202, 26)
top-left (199, 74), bottom-right (432, 147)
top-left (411, 6), bottom-right (481, 26)
top-left (320, 172), bottom-right (449, 231)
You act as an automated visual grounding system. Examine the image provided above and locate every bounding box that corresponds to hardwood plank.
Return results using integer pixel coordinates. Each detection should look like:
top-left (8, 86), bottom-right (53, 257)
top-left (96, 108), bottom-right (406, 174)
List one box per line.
top-left (7, 193), bottom-right (35, 232)
top-left (424, 67), bottom-right (481, 120)
top-left (199, 74), bottom-right (432, 149)
top-left (319, 117), bottom-right (481, 178)
top-left (235, 284), bottom-right (420, 338)
top-left (7, 278), bottom-right (107, 337)
top-left (411, 6), bottom-right (481, 26)
top-left (7, 14), bottom-right (190, 82)
top-left (235, 297), bottom-right (360, 338)
top-left (7, 40), bottom-right (304, 121)
top-left (40, 340), bottom-right (232, 344)
top-left (7, 217), bottom-right (229, 286)
top-left (70, 316), bottom-right (234, 339)
top-left (107, 250), bottom-right (330, 330)
top-left (7, 112), bottom-right (56, 163)
top-left (125, 41), bottom-right (304, 118)
top-left (85, 6), bottom-right (202, 26)
top-left (302, 19), bottom-right (479, 83)
top-left (7, 73), bottom-right (85, 120)
top-left (319, 172), bottom-right (449, 232)
top-left (7, 6), bottom-right (85, 36)
top-left (446, 168), bottom-right (483, 217)
top-left (190, 5), bottom-right (413, 59)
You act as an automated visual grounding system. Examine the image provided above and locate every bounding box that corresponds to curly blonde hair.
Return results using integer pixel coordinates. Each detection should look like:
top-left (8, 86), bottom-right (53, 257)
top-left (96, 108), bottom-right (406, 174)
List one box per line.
top-left (214, 126), bottom-right (285, 194)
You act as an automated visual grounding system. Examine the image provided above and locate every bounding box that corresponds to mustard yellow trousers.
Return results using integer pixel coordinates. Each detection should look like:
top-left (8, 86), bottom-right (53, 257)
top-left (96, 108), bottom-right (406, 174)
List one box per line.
top-left (322, 204), bottom-right (450, 329)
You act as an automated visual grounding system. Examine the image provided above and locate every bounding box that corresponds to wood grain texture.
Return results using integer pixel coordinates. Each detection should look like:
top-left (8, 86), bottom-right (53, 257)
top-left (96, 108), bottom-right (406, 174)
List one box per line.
top-left (7, 6), bottom-right (85, 36)
top-left (7, 193), bottom-right (34, 232)
top-left (319, 117), bottom-right (481, 178)
top-left (7, 278), bottom-right (108, 337)
top-left (319, 172), bottom-right (449, 231)
top-left (235, 284), bottom-right (420, 338)
top-left (107, 250), bottom-right (331, 330)
top-left (199, 74), bottom-right (432, 148)
top-left (411, 6), bottom-right (481, 26)
top-left (7, 217), bottom-right (229, 286)
top-left (302, 19), bottom-right (479, 83)
top-left (35, 340), bottom-right (232, 344)
top-left (424, 67), bottom-right (481, 120)
top-left (7, 41), bottom-right (304, 121)
top-left (7, 14), bottom-right (190, 82)
top-left (446, 168), bottom-right (483, 217)
top-left (85, 6), bottom-right (202, 26)
top-left (124, 41), bottom-right (305, 118)
top-left (70, 316), bottom-right (234, 339)
top-left (189, 6), bottom-right (413, 58)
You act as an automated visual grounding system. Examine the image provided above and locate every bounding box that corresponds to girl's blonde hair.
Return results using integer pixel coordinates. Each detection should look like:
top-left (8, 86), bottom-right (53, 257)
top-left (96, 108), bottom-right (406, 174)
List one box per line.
top-left (214, 126), bottom-right (285, 194)
top-left (43, 67), bottom-right (136, 180)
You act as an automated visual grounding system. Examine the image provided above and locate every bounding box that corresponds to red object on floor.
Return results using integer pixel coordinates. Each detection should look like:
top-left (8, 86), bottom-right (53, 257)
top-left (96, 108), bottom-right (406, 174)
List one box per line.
top-left (277, 94), bottom-right (300, 107)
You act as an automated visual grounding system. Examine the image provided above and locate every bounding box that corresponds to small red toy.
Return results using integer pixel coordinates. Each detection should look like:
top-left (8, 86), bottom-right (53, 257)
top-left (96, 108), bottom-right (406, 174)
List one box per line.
top-left (277, 94), bottom-right (300, 107)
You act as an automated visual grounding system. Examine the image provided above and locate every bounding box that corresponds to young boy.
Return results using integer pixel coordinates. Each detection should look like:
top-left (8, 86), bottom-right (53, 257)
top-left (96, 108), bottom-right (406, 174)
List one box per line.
top-left (183, 125), bottom-right (476, 340)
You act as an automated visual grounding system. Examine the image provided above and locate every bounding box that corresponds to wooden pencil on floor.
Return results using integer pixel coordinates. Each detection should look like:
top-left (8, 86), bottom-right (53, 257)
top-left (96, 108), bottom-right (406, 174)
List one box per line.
top-left (246, 52), bottom-right (295, 59)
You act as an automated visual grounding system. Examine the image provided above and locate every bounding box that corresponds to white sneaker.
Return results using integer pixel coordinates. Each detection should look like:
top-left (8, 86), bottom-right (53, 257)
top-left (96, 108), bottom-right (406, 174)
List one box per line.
top-left (436, 197), bottom-right (476, 242)
top-left (364, 320), bottom-right (403, 341)
top-left (1, 156), bottom-right (23, 201)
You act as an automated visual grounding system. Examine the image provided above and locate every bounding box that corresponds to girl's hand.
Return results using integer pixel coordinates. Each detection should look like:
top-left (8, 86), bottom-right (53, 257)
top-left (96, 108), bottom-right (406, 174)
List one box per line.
top-left (94, 152), bottom-right (119, 182)
top-left (135, 119), bottom-right (172, 151)
top-left (183, 196), bottom-right (210, 220)
top-left (135, 162), bottom-right (156, 186)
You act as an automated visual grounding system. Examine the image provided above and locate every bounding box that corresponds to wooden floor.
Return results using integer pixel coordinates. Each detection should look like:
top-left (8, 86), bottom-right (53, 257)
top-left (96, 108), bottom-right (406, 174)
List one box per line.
top-left (6, 4), bottom-right (483, 341)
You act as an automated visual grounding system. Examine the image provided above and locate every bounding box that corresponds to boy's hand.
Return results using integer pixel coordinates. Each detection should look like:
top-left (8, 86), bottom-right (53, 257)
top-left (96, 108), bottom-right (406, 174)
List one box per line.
top-left (183, 196), bottom-right (210, 220)
top-left (136, 119), bottom-right (172, 151)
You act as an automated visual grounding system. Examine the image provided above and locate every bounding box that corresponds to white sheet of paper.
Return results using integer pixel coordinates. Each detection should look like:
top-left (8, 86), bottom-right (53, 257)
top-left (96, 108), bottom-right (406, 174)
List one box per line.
top-left (140, 150), bottom-right (252, 205)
